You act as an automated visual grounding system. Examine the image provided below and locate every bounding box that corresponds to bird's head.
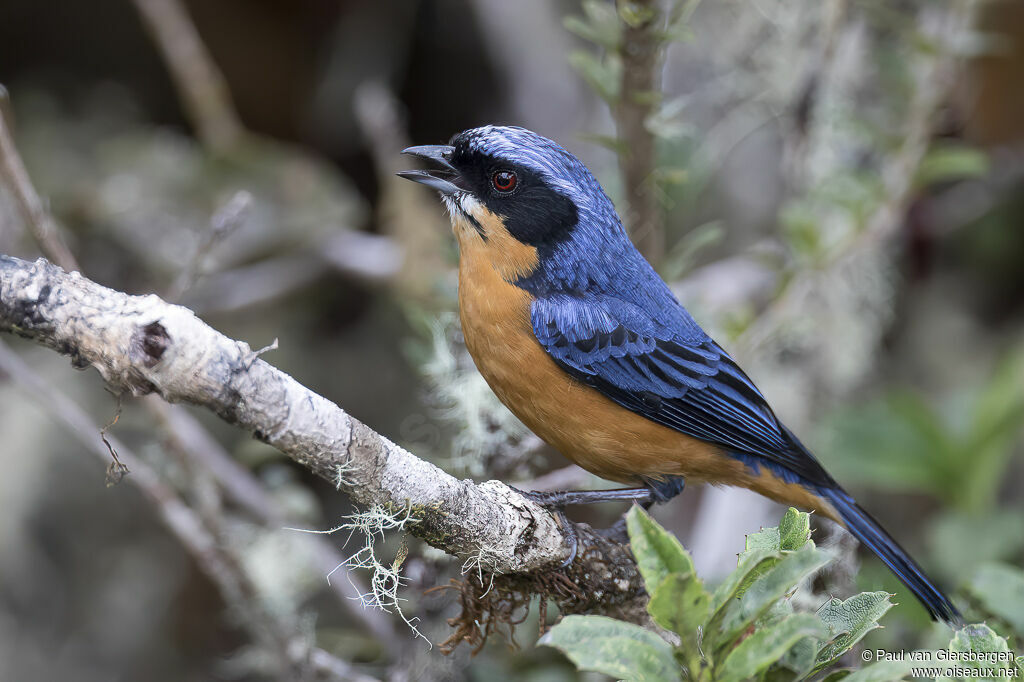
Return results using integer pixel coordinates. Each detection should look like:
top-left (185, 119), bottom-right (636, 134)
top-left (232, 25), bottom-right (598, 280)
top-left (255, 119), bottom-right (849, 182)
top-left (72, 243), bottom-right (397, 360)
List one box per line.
top-left (399, 125), bottom-right (629, 284)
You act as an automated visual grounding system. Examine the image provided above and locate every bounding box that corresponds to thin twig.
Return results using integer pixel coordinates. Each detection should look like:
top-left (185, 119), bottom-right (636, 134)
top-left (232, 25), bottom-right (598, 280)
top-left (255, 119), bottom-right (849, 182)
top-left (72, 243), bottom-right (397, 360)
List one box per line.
top-left (99, 397), bottom-right (130, 486)
top-left (0, 339), bottom-right (374, 680)
top-left (0, 88), bottom-right (79, 272)
top-left (131, 0), bottom-right (244, 153)
top-left (166, 189), bottom-right (253, 302)
top-left (353, 80), bottom-right (446, 304)
top-left (148, 397), bottom-right (399, 645)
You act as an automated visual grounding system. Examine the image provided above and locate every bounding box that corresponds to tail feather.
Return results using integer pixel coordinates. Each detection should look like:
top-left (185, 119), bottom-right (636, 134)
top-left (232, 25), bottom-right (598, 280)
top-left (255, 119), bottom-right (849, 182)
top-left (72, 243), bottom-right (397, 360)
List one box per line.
top-left (818, 487), bottom-right (962, 626)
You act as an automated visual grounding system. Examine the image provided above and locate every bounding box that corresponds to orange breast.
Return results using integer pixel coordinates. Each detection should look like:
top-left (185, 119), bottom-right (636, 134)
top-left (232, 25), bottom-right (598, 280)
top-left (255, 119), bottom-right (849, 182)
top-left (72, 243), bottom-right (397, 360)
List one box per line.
top-left (450, 202), bottom-right (836, 520)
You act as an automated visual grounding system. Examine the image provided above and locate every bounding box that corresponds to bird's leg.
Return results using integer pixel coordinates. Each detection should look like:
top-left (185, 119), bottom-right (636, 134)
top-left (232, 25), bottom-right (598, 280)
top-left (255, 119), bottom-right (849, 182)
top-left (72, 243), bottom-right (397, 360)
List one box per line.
top-left (517, 487), bottom-right (654, 508)
top-left (514, 488), bottom-right (650, 568)
top-left (598, 477), bottom-right (687, 542)
top-left (516, 476), bottom-right (684, 509)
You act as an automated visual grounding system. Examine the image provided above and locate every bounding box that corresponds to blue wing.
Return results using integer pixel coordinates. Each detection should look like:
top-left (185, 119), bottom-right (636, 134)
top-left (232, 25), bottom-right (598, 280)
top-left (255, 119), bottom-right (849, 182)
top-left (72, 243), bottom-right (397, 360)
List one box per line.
top-left (531, 293), bottom-right (835, 487)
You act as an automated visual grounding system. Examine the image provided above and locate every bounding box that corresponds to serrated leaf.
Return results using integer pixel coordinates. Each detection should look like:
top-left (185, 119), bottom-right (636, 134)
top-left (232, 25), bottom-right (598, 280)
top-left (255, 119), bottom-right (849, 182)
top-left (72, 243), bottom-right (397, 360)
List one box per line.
top-left (814, 592), bottom-right (895, 670)
top-left (717, 613), bottom-right (827, 682)
top-left (779, 508), bottom-right (812, 550)
top-left (949, 623), bottom-right (1017, 680)
top-left (539, 615), bottom-right (680, 682)
top-left (648, 572), bottom-right (709, 656)
top-left (627, 506), bottom-right (695, 593)
top-left (714, 545), bottom-right (832, 653)
top-left (966, 563), bottom-right (1024, 635)
top-left (745, 526), bottom-right (782, 553)
top-left (742, 509), bottom-right (812, 554)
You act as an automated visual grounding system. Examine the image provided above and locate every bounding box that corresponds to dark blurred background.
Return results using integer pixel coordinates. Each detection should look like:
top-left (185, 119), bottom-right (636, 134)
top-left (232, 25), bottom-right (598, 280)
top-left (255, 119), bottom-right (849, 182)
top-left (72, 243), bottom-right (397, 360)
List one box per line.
top-left (0, 1), bottom-right (1022, 680)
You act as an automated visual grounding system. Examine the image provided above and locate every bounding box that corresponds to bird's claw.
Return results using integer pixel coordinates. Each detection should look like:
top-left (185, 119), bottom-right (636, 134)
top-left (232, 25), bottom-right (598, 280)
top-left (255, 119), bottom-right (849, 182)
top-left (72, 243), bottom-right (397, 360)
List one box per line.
top-left (511, 487), bottom-right (577, 567)
top-left (551, 508), bottom-right (578, 568)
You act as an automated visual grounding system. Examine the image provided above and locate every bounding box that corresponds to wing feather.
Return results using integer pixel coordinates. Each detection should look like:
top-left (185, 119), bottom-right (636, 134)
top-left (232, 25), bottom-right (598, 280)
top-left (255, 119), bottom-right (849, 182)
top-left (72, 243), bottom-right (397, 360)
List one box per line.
top-left (531, 294), bottom-right (834, 487)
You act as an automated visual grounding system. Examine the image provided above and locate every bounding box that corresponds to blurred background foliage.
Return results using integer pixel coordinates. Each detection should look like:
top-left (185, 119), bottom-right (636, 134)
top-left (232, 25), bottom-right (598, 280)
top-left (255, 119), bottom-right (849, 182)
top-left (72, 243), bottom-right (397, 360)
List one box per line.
top-left (0, 0), bottom-right (1022, 680)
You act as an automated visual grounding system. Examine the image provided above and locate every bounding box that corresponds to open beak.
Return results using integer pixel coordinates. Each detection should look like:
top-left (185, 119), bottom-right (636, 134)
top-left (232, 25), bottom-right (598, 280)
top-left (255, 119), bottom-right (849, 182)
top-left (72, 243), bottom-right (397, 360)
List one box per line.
top-left (397, 145), bottom-right (463, 195)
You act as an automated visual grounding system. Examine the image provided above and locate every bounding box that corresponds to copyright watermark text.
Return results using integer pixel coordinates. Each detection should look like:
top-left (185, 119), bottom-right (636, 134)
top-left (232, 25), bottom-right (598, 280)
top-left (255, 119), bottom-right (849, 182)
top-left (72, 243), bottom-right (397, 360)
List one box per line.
top-left (861, 649), bottom-right (1021, 678)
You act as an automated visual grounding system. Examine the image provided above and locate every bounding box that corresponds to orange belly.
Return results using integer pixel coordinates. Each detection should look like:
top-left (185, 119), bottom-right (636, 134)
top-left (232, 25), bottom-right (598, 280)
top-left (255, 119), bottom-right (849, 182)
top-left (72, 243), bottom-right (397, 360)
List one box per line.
top-left (450, 204), bottom-right (835, 519)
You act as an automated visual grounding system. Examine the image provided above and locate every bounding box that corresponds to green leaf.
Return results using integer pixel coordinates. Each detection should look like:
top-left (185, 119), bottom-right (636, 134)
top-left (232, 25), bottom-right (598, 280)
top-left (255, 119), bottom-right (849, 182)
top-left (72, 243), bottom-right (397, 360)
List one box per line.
top-left (948, 623), bottom-right (1017, 680)
top-left (714, 545), bottom-right (832, 652)
top-left (778, 508), bottom-right (812, 550)
top-left (758, 508), bottom-right (810, 551)
top-left (645, 94), bottom-right (694, 141)
top-left (814, 592), bottom-right (895, 670)
top-left (567, 50), bottom-right (621, 102)
top-left (539, 615), bottom-right (680, 682)
top-left (717, 613), bottom-right (827, 682)
top-left (563, 0), bottom-right (622, 49)
top-left (627, 506), bottom-right (696, 593)
top-left (745, 526), bottom-right (782, 553)
top-left (576, 132), bottom-right (628, 155)
top-left (915, 143), bottom-right (989, 188)
top-left (779, 633), bottom-right (821, 678)
top-left (959, 352), bottom-right (1024, 513)
top-left (659, 220), bottom-right (724, 280)
top-left (648, 572), bottom-right (709, 656)
top-left (618, 1), bottom-right (657, 28)
top-left (821, 671), bottom-right (853, 682)
top-left (707, 548), bottom-right (776, 626)
top-left (966, 563), bottom-right (1024, 635)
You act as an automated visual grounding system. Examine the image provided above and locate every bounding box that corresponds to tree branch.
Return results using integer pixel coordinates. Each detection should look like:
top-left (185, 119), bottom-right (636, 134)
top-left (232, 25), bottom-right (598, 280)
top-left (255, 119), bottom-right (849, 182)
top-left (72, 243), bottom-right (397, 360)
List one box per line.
top-left (0, 100), bottom-right (398, 647)
top-left (0, 254), bottom-right (648, 629)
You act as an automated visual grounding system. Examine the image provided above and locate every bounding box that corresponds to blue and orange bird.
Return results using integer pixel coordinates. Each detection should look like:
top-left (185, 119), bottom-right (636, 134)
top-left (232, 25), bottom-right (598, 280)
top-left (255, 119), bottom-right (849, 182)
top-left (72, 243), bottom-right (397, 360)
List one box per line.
top-left (398, 125), bottom-right (961, 625)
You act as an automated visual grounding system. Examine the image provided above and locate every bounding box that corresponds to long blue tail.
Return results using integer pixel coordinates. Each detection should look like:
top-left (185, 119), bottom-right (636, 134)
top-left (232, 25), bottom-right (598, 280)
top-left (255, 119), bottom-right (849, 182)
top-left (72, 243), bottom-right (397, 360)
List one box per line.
top-left (818, 487), bottom-right (962, 625)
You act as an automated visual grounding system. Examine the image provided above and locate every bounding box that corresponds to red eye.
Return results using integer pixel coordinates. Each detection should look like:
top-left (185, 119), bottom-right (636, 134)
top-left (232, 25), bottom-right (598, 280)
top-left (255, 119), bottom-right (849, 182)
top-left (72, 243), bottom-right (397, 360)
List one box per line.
top-left (491, 170), bottom-right (517, 193)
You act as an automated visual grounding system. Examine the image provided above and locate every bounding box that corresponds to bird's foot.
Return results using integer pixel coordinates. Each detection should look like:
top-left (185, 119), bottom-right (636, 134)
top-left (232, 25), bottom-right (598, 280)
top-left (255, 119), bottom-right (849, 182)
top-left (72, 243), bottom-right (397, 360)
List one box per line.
top-left (550, 508), bottom-right (578, 568)
top-left (512, 479), bottom-right (685, 566)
